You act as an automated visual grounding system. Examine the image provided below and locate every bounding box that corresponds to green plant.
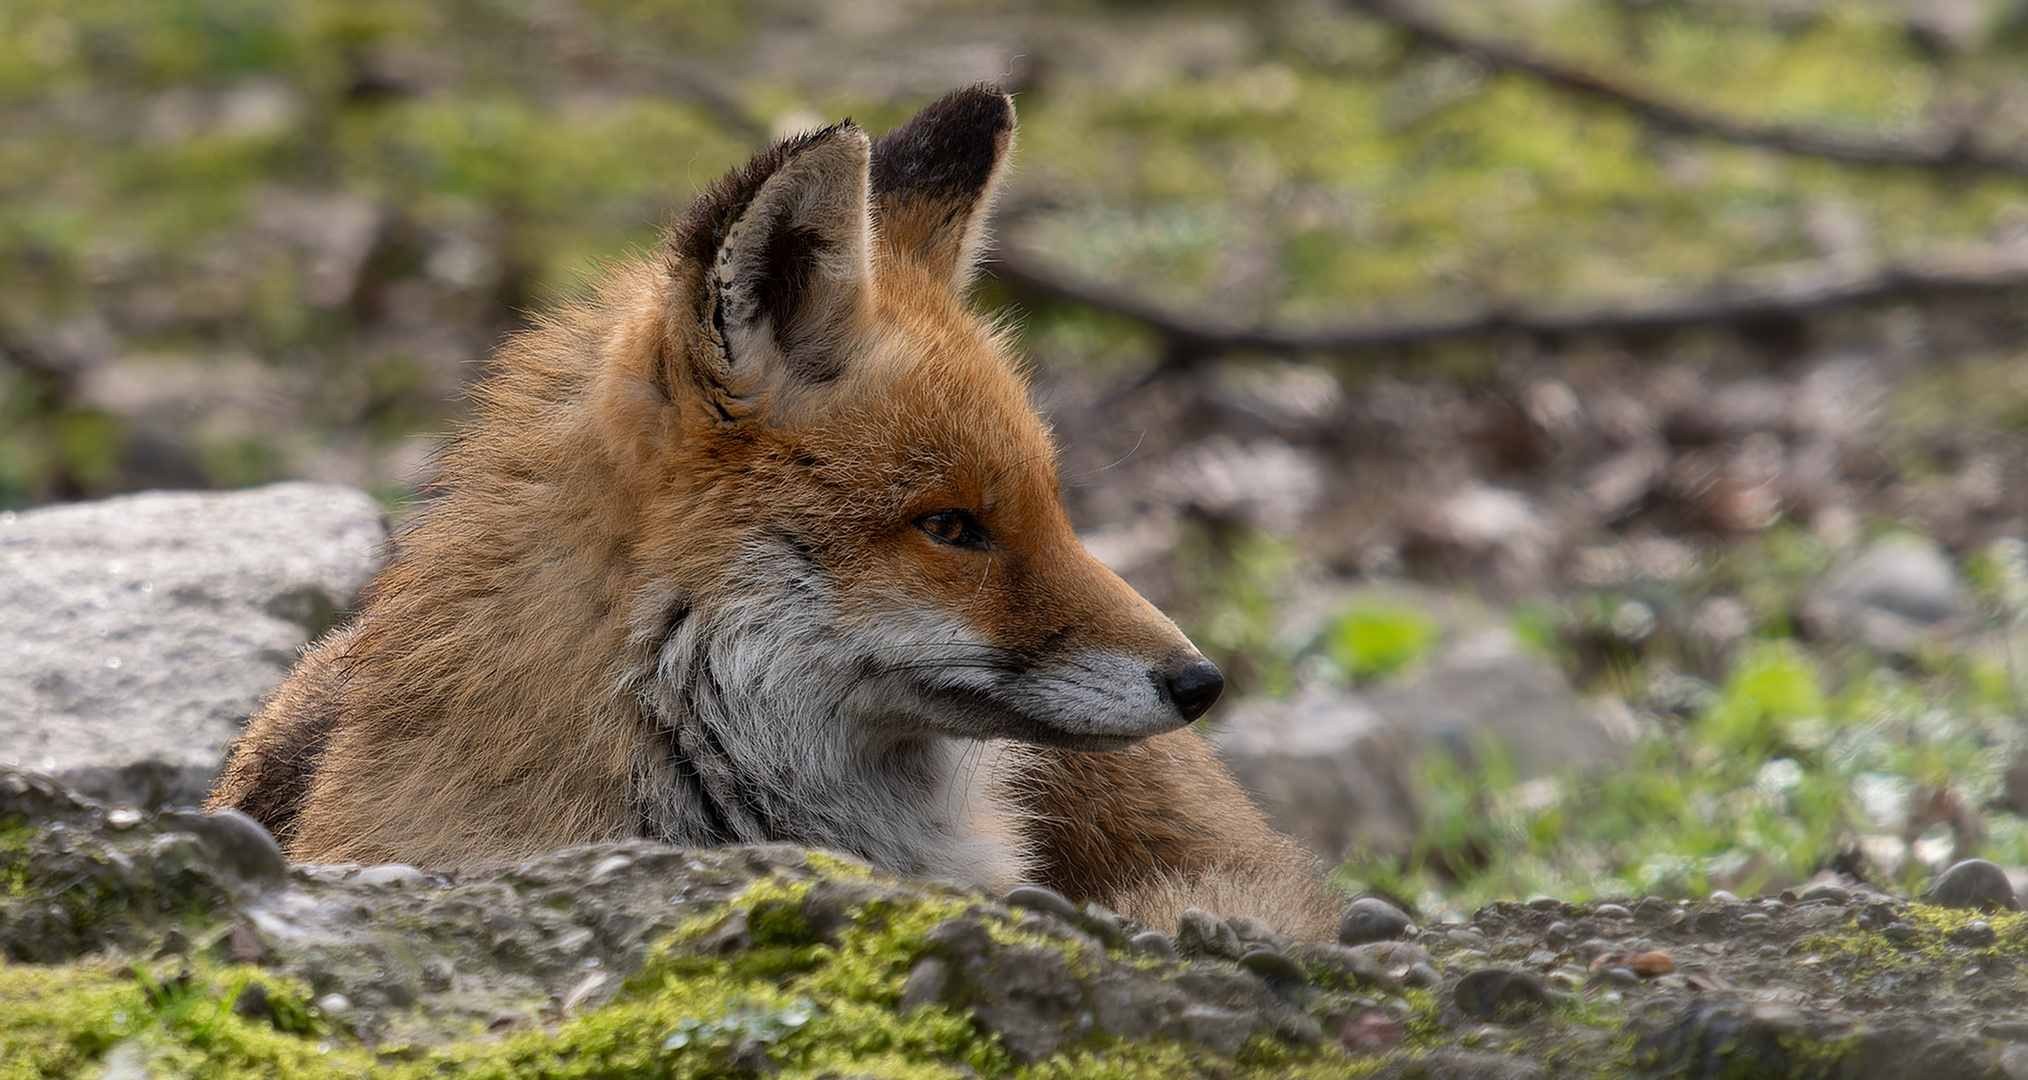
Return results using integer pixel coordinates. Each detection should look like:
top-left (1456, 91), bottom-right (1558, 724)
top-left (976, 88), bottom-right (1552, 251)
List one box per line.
top-left (1325, 600), bottom-right (1443, 682)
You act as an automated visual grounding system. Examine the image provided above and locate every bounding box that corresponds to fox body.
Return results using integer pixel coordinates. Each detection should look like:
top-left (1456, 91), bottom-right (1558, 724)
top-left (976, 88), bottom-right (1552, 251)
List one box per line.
top-left (210, 87), bottom-right (1333, 934)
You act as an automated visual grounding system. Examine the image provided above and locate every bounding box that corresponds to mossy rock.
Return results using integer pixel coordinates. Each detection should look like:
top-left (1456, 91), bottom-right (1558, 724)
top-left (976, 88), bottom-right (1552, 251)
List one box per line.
top-left (3, 767), bottom-right (2023, 1078)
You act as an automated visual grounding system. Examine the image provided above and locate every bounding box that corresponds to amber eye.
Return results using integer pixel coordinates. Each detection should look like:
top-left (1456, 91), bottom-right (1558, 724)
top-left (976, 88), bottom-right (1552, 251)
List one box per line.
top-left (918, 510), bottom-right (990, 551)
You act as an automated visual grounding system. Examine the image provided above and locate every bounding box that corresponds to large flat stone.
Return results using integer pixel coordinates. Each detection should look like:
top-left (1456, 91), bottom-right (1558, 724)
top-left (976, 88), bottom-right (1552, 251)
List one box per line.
top-left (1214, 628), bottom-right (1632, 862)
top-left (0, 483), bottom-right (384, 806)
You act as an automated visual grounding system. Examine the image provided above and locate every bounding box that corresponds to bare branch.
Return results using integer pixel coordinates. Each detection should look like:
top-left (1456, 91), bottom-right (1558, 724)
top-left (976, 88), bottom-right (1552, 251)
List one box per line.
top-left (988, 241), bottom-right (2028, 362)
top-left (1357, 0), bottom-right (2028, 178)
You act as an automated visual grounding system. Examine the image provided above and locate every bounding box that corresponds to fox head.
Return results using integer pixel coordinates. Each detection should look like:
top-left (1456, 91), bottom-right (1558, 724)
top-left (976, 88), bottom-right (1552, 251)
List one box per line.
top-left (603, 87), bottom-right (1220, 754)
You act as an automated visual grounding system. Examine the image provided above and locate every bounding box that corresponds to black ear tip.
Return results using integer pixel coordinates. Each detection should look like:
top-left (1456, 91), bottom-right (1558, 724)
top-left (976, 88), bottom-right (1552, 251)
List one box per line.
top-left (871, 86), bottom-right (1015, 198)
top-left (895, 84), bottom-right (1013, 140)
top-left (934, 84), bottom-right (1015, 131)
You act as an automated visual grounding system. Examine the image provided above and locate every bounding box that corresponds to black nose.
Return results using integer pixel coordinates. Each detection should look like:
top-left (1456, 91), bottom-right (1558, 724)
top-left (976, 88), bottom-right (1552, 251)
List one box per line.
top-left (1165, 659), bottom-right (1225, 721)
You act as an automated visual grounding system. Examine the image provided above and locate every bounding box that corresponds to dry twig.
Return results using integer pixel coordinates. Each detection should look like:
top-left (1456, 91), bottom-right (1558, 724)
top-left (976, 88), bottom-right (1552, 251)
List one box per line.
top-left (1356, 0), bottom-right (2028, 178)
top-left (988, 241), bottom-right (2028, 365)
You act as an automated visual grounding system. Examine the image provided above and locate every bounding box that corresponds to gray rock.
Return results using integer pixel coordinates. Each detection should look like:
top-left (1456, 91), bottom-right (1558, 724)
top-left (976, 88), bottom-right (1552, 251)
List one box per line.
top-left (1802, 533), bottom-right (1968, 654)
top-left (1453, 968), bottom-right (1553, 1022)
top-left (154, 807), bottom-right (288, 887)
top-left (1237, 947), bottom-right (1305, 989)
top-left (1340, 896), bottom-right (1413, 944)
top-left (1176, 906), bottom-right (1245, 960)
top-left (1003, 883), bottom-right (1081, 923)
top-left (1949, 920), bottom-right (1997, 947)
top-left (1177, 1003), bottom-right (1260, 1055)
top-left (1216, 623), bottom-right (1628, 861)
top-left (0, 483), bottom-right (384, 806)
top-left (1212, 686), bottom-right (1421, 860)
top-left (897, 957), bottom-right (949, 1011)
top-left (1127, 929), bottom-right (1176, 959)
top-left (1924, 858), bottom-right (2023, 912)
top-left (1225, 913), bottom-right (1283, 951)
top-left (1290, 941), bottom-right (1396, 991)
top-left (1079, 902), bottom-right (1126, 949)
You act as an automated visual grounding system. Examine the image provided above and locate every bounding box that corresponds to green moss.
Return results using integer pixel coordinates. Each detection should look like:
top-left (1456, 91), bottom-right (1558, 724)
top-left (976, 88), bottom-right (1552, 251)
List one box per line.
top-left (1326, 601), bottom-right (1444, 683)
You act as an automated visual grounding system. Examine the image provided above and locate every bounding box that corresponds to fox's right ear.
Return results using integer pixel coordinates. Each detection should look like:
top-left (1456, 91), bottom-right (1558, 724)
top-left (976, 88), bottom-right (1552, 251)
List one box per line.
top-left (664, 123), bottom-right (873, 416)
top-left (871, 85), bottom-right (1015, 288)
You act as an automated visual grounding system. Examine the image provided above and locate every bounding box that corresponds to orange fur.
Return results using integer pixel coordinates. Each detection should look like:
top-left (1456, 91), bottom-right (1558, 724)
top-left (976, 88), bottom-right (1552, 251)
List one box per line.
top-left (209, 87), bottom-right (1334, 935)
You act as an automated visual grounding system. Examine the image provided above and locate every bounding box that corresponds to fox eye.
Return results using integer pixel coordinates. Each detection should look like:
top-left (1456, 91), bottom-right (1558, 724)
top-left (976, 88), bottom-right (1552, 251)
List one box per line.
top-left (918, 510), bottom-right (990, 551)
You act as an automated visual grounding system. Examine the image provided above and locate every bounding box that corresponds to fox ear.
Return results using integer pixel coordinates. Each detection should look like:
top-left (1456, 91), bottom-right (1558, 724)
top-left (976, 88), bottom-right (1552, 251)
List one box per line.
top-left (667, 123), bottom-right (873, 407)
top-left (871, 86), bottom-right (1015, 288)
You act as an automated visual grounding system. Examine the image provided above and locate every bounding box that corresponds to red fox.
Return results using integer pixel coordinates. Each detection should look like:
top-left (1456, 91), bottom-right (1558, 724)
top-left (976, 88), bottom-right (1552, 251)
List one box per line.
top-left (209, 86), bottom-right (1335, 936)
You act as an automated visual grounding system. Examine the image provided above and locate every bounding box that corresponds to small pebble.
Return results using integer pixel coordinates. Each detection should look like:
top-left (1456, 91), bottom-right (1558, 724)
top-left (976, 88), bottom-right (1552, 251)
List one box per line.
top-left (1592, 966), bottom-right (1639, 988)
top-left (314, 993), bottom-right (350, 1016)
top-left (1227, 914), bottom-right (1283, 951)
top-left (1238, 947), bottom-right (1306, 988)
top-left (1739, 913), bottom-right (1771, 926)
top-left (1453, 968), bottom-right (1552, 1022)
top-left (1882, 924), bottom-right (1923, 945)
top-left (1951, 920), bottom-right (1998, 948)
top-left (1340, 1008), bottom-right (1403, 1055)
top-left (155, 808), bottom-right (289, 886)
top-left (1924, 859), bottom-right (2024, 912)
top-left (1627, 951), bottom-right (1675, 977)
top-left (1003, 884), bottom-right (1081, 923)
top-left (1573, 939), bottom-right (1618, 967)
top-left (353, 863), bottom-right (424, 889)
top-left (1128, 929), bottom-right (1177, 960)
top-left (224, 922), bottom-right (263, 963)
top-left (897, 957), bottom-right (949, 1011)
top-left (1854, 901), bottom-right (1901, 930)
top-left (1339, 897), bottom-right (1413, 945)
top-left (1447, 926), bottom-right (1489, 949)
top-left (1176, 907), bottom-right (1245, 960)
top-left (1798, 884), bottom-right (1850, 905)
top-left (1707, 890), bottom-right (1742, 904)
top-left (1543, 920), bottom-right (1574, 947)
top-left (232, 981), bottom-right (271, 1021)
top-left (106, 807), bottom-right (143, 830)
top-left (155, 927), bottom-right (191, 958)
top-left (1545, 969), bottom-right (1585, 991)
top-left (1404, 962), bottom-right (1442, 988)
top-left (1080, 903), bottom-right (1126, 949)
top-left (1289, 942), bottom-right (1393, 990)
top-left (1593, 904), bottom-right (1633, 920)
top-left (421, 958), bottom-right (455, 992)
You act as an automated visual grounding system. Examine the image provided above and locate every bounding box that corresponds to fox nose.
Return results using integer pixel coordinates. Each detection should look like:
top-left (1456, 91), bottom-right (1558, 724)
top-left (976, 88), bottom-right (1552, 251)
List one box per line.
top-left (1164, 659), bottom-right (1225, 721)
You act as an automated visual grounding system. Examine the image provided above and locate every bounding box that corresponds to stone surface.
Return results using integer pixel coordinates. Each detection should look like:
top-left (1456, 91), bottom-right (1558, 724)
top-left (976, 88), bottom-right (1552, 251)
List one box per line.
top-left (1214, 623), bottom-right (1629, 861)
top-left (0, 483), bottom-right (384, 806)
top-left (6, 767), bottom-right (2028, 1076)
top-left (1452, 968), bottom-right (1554, 1022)
top-left (1339, 896), bottom-right (1413, 944)
top-left (1924, 858), bottom-right (2024, 911)
top-left (1802, 532), bottom-right (1969, 654)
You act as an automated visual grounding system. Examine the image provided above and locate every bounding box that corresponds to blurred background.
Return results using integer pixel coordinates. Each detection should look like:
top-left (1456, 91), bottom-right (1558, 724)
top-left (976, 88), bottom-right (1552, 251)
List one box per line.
top-left (10, 0), bottom-right (2028, 915)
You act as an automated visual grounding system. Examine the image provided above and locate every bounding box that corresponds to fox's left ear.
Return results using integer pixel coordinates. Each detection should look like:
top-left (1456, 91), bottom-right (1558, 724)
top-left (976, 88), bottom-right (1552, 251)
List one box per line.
top-left (871, 85), bottom-right (1015, 288)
